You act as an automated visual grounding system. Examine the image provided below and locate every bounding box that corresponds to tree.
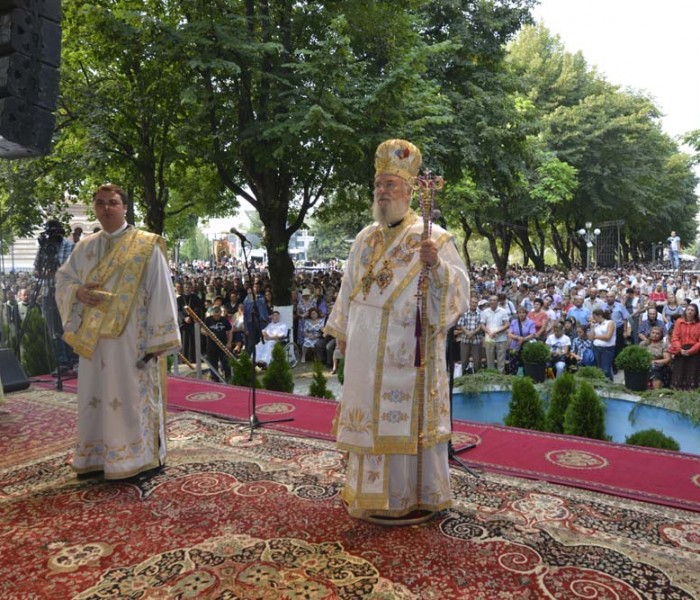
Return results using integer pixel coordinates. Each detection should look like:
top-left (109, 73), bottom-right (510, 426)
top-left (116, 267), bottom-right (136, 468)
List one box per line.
top-left (308, 360), bottom-right (334, 400)
top-left (507, 24), bottom-right (698, 267)
top-left (545, 372), bottom-right (576, 433)
top-left (307, 186), bottom-right (370, 262)
top-left (504, 377), bottom-right (545, 430)
top-left (563, 381), bottom-right (606, 440)
top-left (417, 0), bottom-right (536, 275)
top-left (181, 0), bottom-right (454, 303)
top-left (262, 342), bottom-right (295, 393)
top-left (56, 0), bottom-right (235, 235)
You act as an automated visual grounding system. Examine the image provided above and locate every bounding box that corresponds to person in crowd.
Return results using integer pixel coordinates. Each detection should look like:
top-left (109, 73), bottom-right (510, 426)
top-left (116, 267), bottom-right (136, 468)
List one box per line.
top-left (72, 226), bottom-right (83, 244)
top-left (566, 294), bottom-right (591, 327)
top-left (588, 308), bottom-right (616, 381)
top-left (264, 287), bottom-right (274, 316)
top-left (206, 295), bottom-right (225, 317)
top-left (230, 302), bottom-right (246, 356)
top-left (506, 306), bottom-right (537, 375)
top-left (256, 310), bottom-right (289, 366)
top-left (296, 287), bottom-right (316, 349)
top-left (177, 281), bottom-right (204, 363)
top-left (668, 303), bottom-right (700, 390)
top-left (224, 289), bottom-right (240, 315)
top-left (583, 286), bottom-right (605, 313)
top-left (662, 290), bottom-right (684, 323)
top-left (301, 307), bottom-right (325, 363)
top-left (55, 183), bottom-right (180, 480)
top-left (203, 305), bottom-right (233, 382)
top-left (668, 231), bottom-right (681, 270)
top-left (604, 290), bottom-right (631, 366)
top-left (641, 325), bottom-right (671, 389)
top-left (649, 282), bottom-right (666, 304)
top-left (497, 291), bottom-right (516, 320)
top-left (519, 287), bottom-right (536, 312)
top-left (324, 138), bottom-right (469, 524)
top-left (480, 294), bottom-right (510, 373)
top-left (455, 295), bottom-right (483, 374)
top-left (545, 321), bottom-right (571, 378)
top-left (624, 287), bottom-right (642, 344)
top-left (562, 316), bottom-right (576, 337)
top-left (569, 324), bottom-right (595, 369)
top-left (243, 280), bottom-right (269, 355)
top-left (527, 297), bottom-right (549, 342)
top-left (314, 285), bottom-right (328, 319)
top-left (638, 305), bottom-right (666, 343)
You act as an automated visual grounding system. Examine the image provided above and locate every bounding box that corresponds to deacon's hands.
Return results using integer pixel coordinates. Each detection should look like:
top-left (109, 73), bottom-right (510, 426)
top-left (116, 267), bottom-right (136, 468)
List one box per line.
top-left (76, 283), bottom-right (103, 307)
top-left (420, 239), bottom-right (439, 268)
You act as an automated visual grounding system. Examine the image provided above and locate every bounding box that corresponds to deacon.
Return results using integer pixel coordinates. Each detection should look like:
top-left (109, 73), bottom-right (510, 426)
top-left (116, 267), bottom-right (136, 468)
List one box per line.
top-left (325, 139), bottom-right (470, 524)
top-left (56, 184), bottom-right (181, 481)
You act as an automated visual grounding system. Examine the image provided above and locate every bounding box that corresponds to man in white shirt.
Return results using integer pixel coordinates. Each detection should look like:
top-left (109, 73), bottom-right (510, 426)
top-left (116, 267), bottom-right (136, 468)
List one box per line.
top-left (256, 310), bottom-right (289, 366)
top-left (480, 295), bottom-right (510, 373)
top-left (668, 231), bottom-right (681, 270)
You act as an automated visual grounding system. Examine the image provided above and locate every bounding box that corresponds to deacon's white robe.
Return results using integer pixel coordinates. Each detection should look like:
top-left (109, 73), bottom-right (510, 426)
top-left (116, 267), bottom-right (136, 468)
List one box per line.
top-left (325, 211), bottom-right (469, 519)
top-left (55, 228), bottom-right (180, 479)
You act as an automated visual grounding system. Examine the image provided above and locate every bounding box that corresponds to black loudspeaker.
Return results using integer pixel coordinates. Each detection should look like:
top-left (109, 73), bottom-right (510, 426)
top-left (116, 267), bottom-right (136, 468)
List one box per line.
top-left (0, 347), bottom-right (30, 393)
top-left (0, 0), bottom-right (61, 158)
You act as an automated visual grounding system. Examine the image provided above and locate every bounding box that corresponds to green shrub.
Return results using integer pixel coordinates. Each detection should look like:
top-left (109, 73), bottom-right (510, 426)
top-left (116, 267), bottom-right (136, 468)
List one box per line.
top-left (615, 344), bottom-right (652, 372)
top-left (308, 360), bottom-right (334, 399)
top-left (262, 343), bottom-right (295, 393)
top-left (520, 341), bottom-right (551, 364)
top-left (563, 381), bottom-right (606, 440)
top-left (504, 377), bottom-right (545, 430)
top-left (625, 429), bottom-right (680, 451)
top-left (231, 349), bottom-right (262, 388)
top-left (575, 366), bottom-right (607, 380)
top-left (545, 372), bottom-right (576, 433)
top-left (21, 307), bottom-right (56, 376)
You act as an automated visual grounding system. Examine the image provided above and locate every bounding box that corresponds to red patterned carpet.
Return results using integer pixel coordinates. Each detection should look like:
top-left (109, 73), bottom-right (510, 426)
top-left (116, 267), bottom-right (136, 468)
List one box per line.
top-left (163, 376), bottom-right (700, 512)
top-left (1, 390), bottom-right (700, 598)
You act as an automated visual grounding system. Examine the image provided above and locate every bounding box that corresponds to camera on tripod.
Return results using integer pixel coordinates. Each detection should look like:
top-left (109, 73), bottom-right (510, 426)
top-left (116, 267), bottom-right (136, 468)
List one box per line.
top-left (34, 219), bottom-right (66, 275)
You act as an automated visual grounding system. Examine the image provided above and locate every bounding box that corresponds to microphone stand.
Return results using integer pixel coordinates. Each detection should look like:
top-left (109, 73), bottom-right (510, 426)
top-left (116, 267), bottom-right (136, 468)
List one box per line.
top-left (238, 236), bottom-right (293, 440)
top-left (447, 312), bottom-right (480, 478)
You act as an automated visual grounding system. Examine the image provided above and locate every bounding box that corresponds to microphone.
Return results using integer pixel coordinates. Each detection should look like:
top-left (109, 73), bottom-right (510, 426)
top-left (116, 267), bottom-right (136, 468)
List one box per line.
top-left (230, 227), bottom-right (250, 245)
top-left (136, 353), bottom-right (155, 370)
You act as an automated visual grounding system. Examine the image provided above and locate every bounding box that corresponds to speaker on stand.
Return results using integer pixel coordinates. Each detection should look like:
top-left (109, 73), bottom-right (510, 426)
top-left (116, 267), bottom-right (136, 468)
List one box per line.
top-left (0, 347), bottom-right (29, 393)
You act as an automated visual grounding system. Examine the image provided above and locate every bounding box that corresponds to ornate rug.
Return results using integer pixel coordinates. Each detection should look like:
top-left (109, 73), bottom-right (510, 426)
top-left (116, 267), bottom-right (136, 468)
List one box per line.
top-left (163, 376), bottom-right (700, 512)
top-left (1, 405), bottom-right (698, 598)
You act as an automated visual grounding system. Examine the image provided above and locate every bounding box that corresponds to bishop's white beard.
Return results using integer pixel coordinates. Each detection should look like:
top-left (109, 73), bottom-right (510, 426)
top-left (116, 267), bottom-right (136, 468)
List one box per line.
top-left (372, 199), bottom-right (409, 225)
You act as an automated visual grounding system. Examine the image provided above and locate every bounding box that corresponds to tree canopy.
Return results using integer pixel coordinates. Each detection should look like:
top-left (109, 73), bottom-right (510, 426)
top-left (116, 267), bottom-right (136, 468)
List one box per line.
top-left (0, 3), bottom-right (697, 284)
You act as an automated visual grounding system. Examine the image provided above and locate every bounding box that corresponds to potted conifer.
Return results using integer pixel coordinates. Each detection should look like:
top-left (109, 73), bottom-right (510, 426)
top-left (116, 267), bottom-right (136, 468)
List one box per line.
top-left (520, 341), bottom-right (551, 383)
top-left (614, 344), bottom-right (652, 392)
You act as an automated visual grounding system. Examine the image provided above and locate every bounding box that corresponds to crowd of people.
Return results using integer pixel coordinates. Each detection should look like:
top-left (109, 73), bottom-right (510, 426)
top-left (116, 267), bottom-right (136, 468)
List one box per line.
top-left (5, 251), bottom-right (700, 392)
top-left (452, 263), bottom-right (700, 390)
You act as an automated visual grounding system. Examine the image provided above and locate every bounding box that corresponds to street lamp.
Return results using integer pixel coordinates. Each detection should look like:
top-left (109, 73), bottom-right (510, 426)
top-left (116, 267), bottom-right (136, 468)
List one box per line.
top-left (577, 222), bottom-right (601, 270)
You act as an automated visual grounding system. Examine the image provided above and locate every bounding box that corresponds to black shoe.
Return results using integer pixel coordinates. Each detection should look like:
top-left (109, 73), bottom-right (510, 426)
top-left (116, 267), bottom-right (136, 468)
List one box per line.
top-left (118, 464), bottom-right (165, 484)
top-left (76, 470), bottom-right (103, 480)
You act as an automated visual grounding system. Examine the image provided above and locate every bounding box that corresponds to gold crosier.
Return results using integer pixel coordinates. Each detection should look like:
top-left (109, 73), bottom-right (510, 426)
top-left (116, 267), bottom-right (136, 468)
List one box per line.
top-left (413, 172), bottom-right (444, 516)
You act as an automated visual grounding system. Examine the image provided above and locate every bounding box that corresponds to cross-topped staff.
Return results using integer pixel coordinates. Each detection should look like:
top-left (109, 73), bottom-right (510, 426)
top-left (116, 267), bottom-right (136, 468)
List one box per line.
top-left (414, 172), bottom-right (445, 367)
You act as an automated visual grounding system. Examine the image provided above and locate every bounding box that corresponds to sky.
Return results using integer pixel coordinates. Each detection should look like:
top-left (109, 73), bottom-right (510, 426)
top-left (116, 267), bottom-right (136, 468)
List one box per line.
top-left (531, 0), bottom-right (700, 140)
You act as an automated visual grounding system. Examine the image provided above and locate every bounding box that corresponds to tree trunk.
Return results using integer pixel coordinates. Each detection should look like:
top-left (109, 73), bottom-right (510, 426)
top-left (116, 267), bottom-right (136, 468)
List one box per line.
top-left (550, 223), bottom-right (571, 269)
top-left (262, 210), bottom-right (295, 306)
top-left (458, 214), bottom-right (473, 272)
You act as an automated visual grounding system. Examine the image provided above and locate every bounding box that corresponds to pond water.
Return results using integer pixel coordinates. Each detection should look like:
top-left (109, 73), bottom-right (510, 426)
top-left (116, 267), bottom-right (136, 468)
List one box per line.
top-left (452, 391), bottom-right (700, 455)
